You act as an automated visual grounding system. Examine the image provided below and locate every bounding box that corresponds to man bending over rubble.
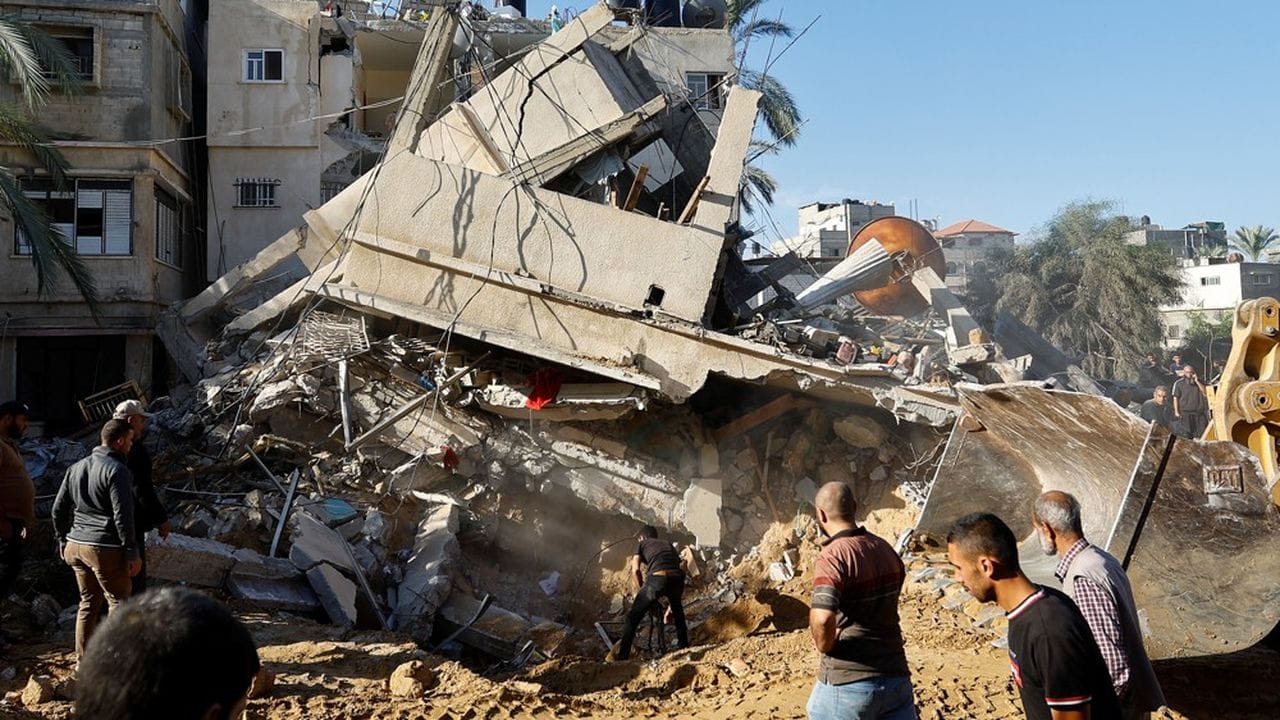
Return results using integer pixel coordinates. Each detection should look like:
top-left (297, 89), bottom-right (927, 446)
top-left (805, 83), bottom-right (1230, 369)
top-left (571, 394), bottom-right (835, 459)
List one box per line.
top-left (608, 525), bottom-right (689, 661)
top-left (53, 419), bottom-right (141, 659)
top-left (75, 586), bottom-right (260, 719)
top-left (807, 481), bottom-right (914, 720)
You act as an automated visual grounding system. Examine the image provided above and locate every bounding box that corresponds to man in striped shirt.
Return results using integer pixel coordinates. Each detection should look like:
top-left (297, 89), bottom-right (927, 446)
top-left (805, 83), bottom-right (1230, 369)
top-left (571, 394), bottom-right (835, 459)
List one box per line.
top-left (806, 481), bottom-right (914, 720)
top-left (1033, 492), bottom-right (1166, 719)
top-left (948, 512), bottom-right (1120, 720)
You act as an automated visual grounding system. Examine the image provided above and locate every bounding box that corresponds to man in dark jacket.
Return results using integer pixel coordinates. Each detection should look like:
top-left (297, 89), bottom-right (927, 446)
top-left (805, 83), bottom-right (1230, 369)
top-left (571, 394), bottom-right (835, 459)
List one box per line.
top-left (53, 419), bottom-right (142, 658)
top-left (609, 525), bottom-right (689, 660)
top-left (113, 400), bottom-right (171, 593)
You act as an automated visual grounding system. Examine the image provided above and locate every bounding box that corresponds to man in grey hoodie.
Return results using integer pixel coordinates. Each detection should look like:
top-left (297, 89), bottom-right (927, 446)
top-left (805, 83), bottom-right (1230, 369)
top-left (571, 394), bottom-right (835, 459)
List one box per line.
top-left (53, 419), bottom-right (142, 658)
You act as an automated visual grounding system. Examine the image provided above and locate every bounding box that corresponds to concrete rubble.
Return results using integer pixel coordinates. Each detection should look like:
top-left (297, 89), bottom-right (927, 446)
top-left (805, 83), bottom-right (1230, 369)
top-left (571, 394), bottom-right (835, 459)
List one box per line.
top-left (124, 1), bottom-right (1152, 669)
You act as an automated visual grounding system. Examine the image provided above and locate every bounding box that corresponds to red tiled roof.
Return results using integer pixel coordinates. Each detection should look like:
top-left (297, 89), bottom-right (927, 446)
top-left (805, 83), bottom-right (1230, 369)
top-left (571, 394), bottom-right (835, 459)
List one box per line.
top-left (935, 219), bottom-right (1017, 237)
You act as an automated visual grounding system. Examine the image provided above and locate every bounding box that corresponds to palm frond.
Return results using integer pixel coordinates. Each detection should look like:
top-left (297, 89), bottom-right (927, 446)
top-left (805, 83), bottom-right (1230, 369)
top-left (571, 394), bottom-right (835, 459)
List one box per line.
top-left (0, 169), bottom-right (98, 312)
top-left (739, 163), bottom-right (777, 216)
top-left (0, 104), bottom-right (69, 183)
top-left (734, 18), bottom-right (794, 45)
top-left (726, 0), bottom-right (771, 30)
top-left (0, 16), bottom-right (49, 108)
top-left (17, 22), bottom-right (83, 97)
top-left (1230, 224), bottom-right (1279, 262)
top-left (739, 69), bottom-right (802, 146)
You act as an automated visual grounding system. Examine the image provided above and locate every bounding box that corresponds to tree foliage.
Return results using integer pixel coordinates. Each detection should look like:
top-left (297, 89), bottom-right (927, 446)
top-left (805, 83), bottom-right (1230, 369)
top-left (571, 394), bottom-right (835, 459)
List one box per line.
top-left (0, 15), bottom-right (96, 310)
top-left (1180, 311), bottom-right (1233, 375)
top-left (991, 200), bottom-right (1184, 380)
top-left (1230, 224), bottom-right (1279, 262)
top-left (725, 0), bottom-right (801, 217)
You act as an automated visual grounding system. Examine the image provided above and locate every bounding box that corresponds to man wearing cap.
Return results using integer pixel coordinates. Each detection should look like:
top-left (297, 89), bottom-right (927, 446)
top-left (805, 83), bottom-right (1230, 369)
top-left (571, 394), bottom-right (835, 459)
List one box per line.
top-left (113, 400), bottom-right (170, 593)
top-left (0, 401), bottom-right (35, 602)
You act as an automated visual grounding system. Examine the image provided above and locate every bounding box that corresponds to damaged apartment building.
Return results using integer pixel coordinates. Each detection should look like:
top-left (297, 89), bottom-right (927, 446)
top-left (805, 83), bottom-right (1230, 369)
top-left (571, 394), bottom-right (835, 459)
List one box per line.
top-left (145, 1), bottom-right (1011, 650)
top-left (207, 0), bottom-right (736, 279)
top-left (0, 0), bottom-right (203, 432)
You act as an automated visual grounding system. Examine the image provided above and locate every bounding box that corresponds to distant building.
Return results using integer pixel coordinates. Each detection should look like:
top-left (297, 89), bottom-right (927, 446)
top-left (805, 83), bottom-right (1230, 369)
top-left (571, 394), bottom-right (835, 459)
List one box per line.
top-left (934, 219), bottom-right (1017, 294)
top-left (1162, 258), bottom-right (1280, 349)
top-left (769, 199), bottom-right (897, 259)
top-left (1124, 218), bottom-right (1228, 259)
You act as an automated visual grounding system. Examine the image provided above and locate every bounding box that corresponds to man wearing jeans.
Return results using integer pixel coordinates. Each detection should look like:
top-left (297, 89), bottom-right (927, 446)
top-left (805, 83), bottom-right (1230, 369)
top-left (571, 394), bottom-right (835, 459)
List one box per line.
top-left (609, 525), bottom-right (689, 661)
top-left (53, 419), bottom-right (142, 658)
top-left (807, 481), bottom-right (914, 720)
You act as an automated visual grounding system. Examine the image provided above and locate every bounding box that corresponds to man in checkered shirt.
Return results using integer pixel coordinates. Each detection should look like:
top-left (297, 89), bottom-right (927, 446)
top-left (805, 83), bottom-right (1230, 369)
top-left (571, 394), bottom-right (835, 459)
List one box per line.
top-left (1033, 491), bottom-right (1166, 720)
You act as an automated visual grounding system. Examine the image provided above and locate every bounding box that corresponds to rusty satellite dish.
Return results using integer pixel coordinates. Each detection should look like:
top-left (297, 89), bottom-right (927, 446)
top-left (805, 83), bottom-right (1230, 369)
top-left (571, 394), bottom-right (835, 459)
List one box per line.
top-left (847, 217), bottom-right (946, 317)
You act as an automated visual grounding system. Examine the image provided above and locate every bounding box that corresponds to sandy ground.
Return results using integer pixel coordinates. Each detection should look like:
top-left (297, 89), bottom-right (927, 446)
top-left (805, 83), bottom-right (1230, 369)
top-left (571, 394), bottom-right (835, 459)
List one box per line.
top-left (1, 538), bottom-right (1276, 719)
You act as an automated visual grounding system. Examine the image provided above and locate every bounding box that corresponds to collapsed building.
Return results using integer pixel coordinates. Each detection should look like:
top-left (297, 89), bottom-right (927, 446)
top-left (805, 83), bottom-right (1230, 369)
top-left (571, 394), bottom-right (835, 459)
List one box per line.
top-left (113, 0), bottom-right (1275, 667)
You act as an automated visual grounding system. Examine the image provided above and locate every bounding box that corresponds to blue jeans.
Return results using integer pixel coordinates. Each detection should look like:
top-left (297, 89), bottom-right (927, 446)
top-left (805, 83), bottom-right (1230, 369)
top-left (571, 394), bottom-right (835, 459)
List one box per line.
top-left (807, 675), bottom-right (916, 720)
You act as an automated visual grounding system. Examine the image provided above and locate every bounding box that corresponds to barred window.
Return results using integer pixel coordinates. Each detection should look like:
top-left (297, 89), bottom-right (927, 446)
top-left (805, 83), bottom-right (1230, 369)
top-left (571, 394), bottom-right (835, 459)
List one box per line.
top-left (235, 178), bottom-right (280, 208)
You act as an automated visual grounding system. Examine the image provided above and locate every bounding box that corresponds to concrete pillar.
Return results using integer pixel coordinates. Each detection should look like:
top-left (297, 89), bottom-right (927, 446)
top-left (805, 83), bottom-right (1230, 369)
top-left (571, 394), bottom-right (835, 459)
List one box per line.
top-left (124, 333), bottom-right (153, 394)
top-left (0, 336), bottom-right (15, 401)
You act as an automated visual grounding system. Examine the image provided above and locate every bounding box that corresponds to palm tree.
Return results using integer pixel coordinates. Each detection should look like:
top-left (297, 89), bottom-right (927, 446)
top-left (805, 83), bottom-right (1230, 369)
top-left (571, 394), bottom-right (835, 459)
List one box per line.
top-left (1193, 243), bottom-right (1227, 259)
top-left (1230, 225), bottom-right (1280, 262)
top-left (726, 0), bottom-right (802, 147)
top-left (0, 16), bottom-right (97, 309)
top-left (725, 1), bottom-right (801, 216)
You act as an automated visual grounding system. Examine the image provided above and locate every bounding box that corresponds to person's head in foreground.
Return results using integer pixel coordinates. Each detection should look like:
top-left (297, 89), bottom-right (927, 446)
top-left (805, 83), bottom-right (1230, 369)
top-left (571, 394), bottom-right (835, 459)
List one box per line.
top-left (76, 587), bottom-right (260, 720)
top-left (945, 512), bottom-right (1022, 603)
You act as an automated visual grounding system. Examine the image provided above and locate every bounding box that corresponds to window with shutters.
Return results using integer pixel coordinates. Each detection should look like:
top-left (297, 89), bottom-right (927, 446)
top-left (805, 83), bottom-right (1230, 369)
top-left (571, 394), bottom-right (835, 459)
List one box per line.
top-left (243, 49), bottom-right (284, 82)
top-left (15, 178), bottom-right (132, 256)
top-left (155, 189), bottom-right (185, 268)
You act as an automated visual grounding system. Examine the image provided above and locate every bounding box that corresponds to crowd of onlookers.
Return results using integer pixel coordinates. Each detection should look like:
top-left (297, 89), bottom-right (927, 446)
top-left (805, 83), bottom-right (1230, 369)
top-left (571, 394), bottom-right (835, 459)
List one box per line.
top-left (1137, 353), bottom-right (1213, 438)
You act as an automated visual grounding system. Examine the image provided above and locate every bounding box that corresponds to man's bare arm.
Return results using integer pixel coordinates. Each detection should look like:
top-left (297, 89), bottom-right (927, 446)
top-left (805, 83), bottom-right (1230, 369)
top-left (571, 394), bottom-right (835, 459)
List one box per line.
top-left (809, 608), bottom-right (837, 653)
top-left (1050, 706), bottom-right (1090, 720)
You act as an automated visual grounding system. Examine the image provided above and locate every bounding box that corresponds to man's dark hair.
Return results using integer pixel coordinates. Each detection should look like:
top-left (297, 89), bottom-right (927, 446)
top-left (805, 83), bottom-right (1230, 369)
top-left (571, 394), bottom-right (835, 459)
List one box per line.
top-left (639, 525), bottom-right (658, 539)
top-left (0, 400), bottom-right (29, 418)
top-left (101, 418), bottom-right (132, 447)
top-left (76, 587), bottom-right (260, 720)
top-left (946, 512), bottom-right (1021, 571)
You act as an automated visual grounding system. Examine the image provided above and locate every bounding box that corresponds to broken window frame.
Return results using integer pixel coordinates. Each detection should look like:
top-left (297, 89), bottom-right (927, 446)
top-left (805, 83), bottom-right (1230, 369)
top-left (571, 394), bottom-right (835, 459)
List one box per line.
top-left (14, 178), bottom-right (133, 256)
top-left (243, 48), bottom-right (285, 83)
top-left (166, 46), bottom-right (193, 120)
top-left (235, 178), bottom-right (281, 209)
top-left (155, 187), bottom-right (186, 269)
top-left (685, 72), bottom-right (726, 111)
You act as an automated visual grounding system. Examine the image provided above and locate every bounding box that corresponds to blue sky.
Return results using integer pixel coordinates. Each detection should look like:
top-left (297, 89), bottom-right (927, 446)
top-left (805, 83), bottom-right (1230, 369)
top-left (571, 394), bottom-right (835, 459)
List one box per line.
top-left (523, 1), bottom-right (1280, 242)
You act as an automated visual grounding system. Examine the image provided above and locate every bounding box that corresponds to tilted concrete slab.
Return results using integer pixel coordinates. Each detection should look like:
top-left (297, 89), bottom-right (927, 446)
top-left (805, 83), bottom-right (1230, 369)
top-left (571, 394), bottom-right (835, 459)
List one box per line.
top-left (307, 561), bottom-right (359, 628)
top-left (309, 150), bottom-right (736, 324)
top-left (145, 533), bottom-right (236, 588)
top-left (394, 503), bottom-right (461, 643)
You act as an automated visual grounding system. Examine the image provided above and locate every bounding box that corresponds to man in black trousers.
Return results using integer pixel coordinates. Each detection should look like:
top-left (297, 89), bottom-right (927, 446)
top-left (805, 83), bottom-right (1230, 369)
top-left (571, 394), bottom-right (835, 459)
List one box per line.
top-left (609, 525), bottom-right (689, 660)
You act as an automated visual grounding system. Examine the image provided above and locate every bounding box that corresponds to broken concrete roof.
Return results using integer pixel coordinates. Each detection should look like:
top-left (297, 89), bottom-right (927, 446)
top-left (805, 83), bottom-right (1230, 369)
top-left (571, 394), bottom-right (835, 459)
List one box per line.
top-left (170, 2), bottom-right (959, 423)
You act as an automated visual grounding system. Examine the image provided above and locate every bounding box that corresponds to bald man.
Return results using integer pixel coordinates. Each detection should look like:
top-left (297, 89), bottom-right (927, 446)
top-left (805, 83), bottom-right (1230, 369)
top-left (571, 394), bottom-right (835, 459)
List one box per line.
top-left (806, 481), bottom-right (914, 720)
